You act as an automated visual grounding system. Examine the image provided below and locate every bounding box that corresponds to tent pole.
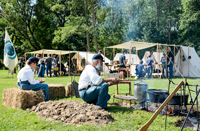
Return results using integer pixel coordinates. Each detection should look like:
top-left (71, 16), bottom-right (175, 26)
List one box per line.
top-left (180, 46), bottom-right (183, 75)
top-left (42, 50), bottom-right (44, 58)
top-left (113, 48), bottom-right (115, 60)
top-left (104, 47), bottom-right (105, 78)
top-left (69, 52), bottom-right (70, 76)
top-left (24, 53), bottom-right (26, 63)
top-left (78, 51), bottom-right (79, 74)
top-left (157, 43), bottom-right (159, 78)
top-left (136, 50), bottom-right (138, 64)
top-left (60, 51), bottom-right (61, 76)
top-left (165, 45), bottom-right (168, 78)
top-left (86, 52), bottom-right (88, 65)
top-left (129, 46), bottom-right (131, 79)
top-left (188, 46), bottom-right (189, 77)
top-left (174, 45), bottom-right (175, 78)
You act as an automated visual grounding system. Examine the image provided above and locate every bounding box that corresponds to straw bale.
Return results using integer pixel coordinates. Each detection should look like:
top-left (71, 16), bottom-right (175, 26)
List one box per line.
top-left (48, 84), bottom-right (66, 100)
top-left (3, 88), bottom-right (45, 110)
top-left (66, 83), bottom-right (75, 97)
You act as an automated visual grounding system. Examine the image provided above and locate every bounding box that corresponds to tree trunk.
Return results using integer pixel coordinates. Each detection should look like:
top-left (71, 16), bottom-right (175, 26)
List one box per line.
top-left (167, 0), bottom-right (171, 44)
top-left (154, 0), bottom-right (160, 27)
top-left (91, 0), bottom-right (99, 51)
top-left (111, 0), bottom-right (114, 26)
top-left (84, 0), bottom-right (90, 52)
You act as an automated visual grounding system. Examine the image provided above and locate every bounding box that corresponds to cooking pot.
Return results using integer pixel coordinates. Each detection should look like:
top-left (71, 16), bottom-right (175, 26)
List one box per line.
top-left (168, 94), bottom-right (189, 105)
top-left (147, 89), bottom-right (169, 103)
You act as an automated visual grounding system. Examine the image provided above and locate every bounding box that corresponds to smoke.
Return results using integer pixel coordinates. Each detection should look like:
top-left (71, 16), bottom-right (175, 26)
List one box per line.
top-left (99, 0), bottom-right (138, 41)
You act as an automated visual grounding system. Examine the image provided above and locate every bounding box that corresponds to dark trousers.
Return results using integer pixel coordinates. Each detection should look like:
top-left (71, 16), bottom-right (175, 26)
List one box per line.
top-left (46, 63), bottom-right (52, 77)
top-left (18, 81), bottom-right (49, 101)
top-left (38, 64), bottom-right (45, 77)
top-left (79, 83), bottom-right (110, 109)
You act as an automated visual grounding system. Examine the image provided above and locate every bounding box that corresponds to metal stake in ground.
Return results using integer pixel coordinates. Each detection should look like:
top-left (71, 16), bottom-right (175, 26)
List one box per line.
top-left (138, 81), bottom-right (184, 131)
top-left (181, 88), bottom-right (200, 131)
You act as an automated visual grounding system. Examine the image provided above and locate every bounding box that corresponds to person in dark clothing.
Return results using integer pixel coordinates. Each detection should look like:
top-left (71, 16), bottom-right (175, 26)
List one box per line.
top-left (167, 47), bottom-right (174, 78)
top-left (146, 55), bottom-right (154, 79)
top-left (57, 62), bottom-right (66, 76)
top-left (119, 50), bottom-right (126, 79)
top-left (18, 57), bottom-right (25, 70)
top-left (45, 54), bottom-right (53, 77)
top-left (135, 61), bottom-right (146, 79)
top-left (53, 54), bottom-right (58, 77)
top-left (37, 57), bottom-right (45, 77)
top-left (67, 55), bottom-right (74, 73)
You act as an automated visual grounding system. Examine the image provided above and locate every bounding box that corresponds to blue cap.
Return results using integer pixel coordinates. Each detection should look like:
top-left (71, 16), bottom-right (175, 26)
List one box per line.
top-left (28, 57), bottom-right (39, 63)
top-left (92, 54), bottom-right (104, 61)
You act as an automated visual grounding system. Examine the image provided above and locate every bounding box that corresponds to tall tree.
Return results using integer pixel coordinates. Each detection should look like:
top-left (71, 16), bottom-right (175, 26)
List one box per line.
top-left (91, 0), bottom-right (99, 51)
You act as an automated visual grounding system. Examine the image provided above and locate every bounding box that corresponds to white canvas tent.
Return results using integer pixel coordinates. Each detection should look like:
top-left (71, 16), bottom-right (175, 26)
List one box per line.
top-left (174, 46), bottom-right (200, 77)
top-left (142, 51), bottom-right (163, 63)
top-left (114, 53), bottom-right (140, 75)
top-left (71, 52), bottom-right (111, 73)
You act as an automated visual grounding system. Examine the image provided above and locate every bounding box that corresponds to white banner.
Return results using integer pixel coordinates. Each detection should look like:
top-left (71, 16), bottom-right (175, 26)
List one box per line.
top-left (3, 29), bottom-right (18, 72)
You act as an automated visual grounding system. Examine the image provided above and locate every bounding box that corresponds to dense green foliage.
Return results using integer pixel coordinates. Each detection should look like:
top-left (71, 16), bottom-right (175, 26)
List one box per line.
top-left (0, 70), bottom-right (196, 130)
top-left (0, 0), bottom-right (200, 61)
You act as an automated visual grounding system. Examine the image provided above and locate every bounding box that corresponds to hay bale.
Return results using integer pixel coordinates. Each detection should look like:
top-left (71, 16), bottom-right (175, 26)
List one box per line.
top-left (48, 84), bottom-right (66, 100)
top-left (3, 88), bottom-right (45, 110)
top-left (66, 83), bottom-right (75, 97)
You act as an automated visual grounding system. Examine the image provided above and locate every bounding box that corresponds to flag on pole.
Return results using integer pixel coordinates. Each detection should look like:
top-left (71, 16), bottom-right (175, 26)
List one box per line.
top-left (3, 29), bottom-right (18, 72)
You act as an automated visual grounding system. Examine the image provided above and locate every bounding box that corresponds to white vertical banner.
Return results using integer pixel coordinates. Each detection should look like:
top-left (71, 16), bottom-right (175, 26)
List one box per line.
top-left (3, 29), bottom-right (18, 72)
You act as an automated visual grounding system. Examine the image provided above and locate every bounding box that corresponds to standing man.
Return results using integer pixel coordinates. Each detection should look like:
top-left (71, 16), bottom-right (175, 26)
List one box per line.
top-left (146, 55), bottom-right (154, 79)
top-left (17, 57), bottom-right (49, 101)
top-left (167, 47), bottom-right (174, 78)
top-left (148, 50), bottom-right (157, 63)
top-left (45, 54), bottom-right (53, 77)
top-left (119, 50), bottom-right (126, 79)
top-left (53, 54), bottom-right (58, 77)
top-left (37, 56), bottom-right (45, 77)
top-left (79, 54), bottom-right (118, 109)
top-left (34, 54), bottom-right (40, 76)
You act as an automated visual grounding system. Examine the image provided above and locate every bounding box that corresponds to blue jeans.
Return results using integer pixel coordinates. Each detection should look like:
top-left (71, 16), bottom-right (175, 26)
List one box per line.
top-left (79, 83), bottom-right (110, 109)
top-left (167, 61), bottom-right (174, 78)
top-left (17, 81), bottom-right (49, 101)
top-left (46, 63), bottom-right (52, 77)
top-left (147, 67), bottom-right (153, 79)
top-left (138, 72), bottom-right (146, 79)
top-left (38, 64), bottom-right (45, 77)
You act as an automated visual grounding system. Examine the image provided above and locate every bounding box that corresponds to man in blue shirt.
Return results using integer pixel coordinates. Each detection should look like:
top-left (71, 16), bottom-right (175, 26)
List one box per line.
top-left (119, 50), bottom-right (126, 79)
top-left (167, 47), bottom-right (174, 78)
top-left (136, 61), bottom-right (146, 79)
top-left (146, 55), bottom-right (154, 79)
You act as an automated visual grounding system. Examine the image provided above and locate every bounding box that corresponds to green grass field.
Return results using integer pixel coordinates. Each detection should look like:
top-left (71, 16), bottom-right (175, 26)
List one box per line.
top-left (0, 70), bottom-right (197, 131)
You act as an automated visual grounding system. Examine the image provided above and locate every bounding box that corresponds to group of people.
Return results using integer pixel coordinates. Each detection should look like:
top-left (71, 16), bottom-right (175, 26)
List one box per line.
top-left (17, 48), bottom-right (175, 110)
top-left (135, 47), bottom-right (174, 79)
top-left (17, 53), bottom-right (116, 109)
top-left (19, 54), bottom-right (68, 77)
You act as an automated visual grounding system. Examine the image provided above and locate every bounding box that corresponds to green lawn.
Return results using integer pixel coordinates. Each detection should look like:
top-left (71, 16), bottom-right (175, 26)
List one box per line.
top-left (0, 70), bottom-right (196, 131)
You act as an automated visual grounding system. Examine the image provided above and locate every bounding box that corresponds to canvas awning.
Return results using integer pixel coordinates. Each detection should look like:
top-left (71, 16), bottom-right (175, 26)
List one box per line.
top-left (106, 41), bottom-right (157, 50)
top-left (26, 49), bottom-right (77, 55)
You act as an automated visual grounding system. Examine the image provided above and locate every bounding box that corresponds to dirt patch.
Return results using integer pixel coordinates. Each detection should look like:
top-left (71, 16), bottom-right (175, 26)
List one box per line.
top-left (30, 100), bottom-right (114, 126)
top-left (174, 118), bottom-right (194, 128)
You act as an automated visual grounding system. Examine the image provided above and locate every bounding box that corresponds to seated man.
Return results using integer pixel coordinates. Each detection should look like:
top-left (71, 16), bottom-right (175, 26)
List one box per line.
top-left (135, 61), bottom-right (146, 79)
top-left (17, 57), bottom-right (49, 101)
top-left (78, 54), bottom-right (118, 109)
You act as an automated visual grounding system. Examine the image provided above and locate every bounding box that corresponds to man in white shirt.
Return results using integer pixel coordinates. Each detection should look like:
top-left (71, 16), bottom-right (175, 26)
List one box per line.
top-left (79, 54), bottom-right (118, 109)
top-left (17, 57), bottom-right (49, 101)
